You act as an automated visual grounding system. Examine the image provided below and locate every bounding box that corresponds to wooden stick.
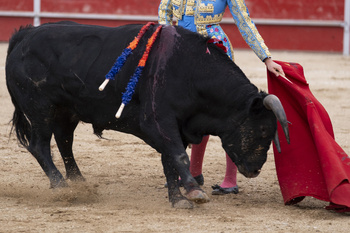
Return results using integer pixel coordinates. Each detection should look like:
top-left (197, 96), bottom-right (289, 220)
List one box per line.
top-left (276, 71), bottom-right (293, 84)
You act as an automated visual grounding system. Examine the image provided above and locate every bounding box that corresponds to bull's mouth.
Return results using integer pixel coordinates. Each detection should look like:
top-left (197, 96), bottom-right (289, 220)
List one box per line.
top-left (237, 165), bottom-right (261, 178)
top-left (228, 152), bottom-right (262, 178)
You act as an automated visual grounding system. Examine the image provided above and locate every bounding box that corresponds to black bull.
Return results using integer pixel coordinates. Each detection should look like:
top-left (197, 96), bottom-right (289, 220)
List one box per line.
top-left (6, 22), bottom-right (289, 208)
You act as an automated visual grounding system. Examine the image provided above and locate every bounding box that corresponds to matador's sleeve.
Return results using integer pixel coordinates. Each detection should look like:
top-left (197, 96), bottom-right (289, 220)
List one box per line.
top-left (228, 0), bottom-right (271, 61)
top-left (158, 0), bottom-right (173, 25)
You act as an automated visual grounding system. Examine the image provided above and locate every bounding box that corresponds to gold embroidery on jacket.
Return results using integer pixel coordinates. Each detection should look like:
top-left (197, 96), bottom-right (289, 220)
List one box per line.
top-left (173, 0), bottom-right (185, 19)
top-left (197, 3), bottom-right (214, 13)
top-left (158, 0), bottom-right (172, 25)
top-left (187, 0), bottom-right (195, 6)
top-left (185, 6), bottom-right (195, 15)
top-left (195, 13), bottom-right (224, 25)
top-left (230, 0), bottom-right (271, 60)
top-left (185, 0), bottom-right (195, 16)
top-left (196, 24), bottom-right (208, 37)
top-left (172, 0), bottom-right (183, 6)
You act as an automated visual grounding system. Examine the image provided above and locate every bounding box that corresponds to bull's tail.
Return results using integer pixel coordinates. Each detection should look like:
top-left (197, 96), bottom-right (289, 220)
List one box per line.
top-left (8, 92), bottom-right (32, 149)
top-left (7, 25), bottom-right (34, 149)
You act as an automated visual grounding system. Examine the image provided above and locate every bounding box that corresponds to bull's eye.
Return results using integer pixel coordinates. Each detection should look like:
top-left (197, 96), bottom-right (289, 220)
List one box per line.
top-left (260, 125), bottom-right (267, 138)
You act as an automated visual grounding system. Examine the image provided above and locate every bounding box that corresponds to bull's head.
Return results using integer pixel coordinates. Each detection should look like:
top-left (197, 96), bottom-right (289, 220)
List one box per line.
top-left (222, 94), bottom-right (289, 178)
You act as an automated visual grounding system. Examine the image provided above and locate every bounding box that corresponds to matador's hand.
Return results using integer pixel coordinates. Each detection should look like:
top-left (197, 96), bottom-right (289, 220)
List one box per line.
top-left (264, 57), bottom-right (285, 77)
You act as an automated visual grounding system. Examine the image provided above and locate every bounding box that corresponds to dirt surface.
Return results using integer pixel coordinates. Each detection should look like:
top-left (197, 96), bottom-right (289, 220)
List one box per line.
top-left (1, 42), bottom-right (350, 232)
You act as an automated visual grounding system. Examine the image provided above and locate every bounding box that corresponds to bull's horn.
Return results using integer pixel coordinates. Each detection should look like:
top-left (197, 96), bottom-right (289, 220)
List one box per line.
top-left (273, 131), bottom-right (281, 153)
top-left (263, 95), bottom-right (290, 146)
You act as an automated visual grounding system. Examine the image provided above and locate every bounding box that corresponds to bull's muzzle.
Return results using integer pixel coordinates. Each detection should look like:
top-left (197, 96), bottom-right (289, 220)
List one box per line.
top-left (237, 165), bottom-right (261, 178)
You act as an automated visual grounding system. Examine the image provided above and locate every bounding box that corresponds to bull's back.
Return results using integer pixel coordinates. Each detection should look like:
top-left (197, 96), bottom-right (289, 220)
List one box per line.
top-left (6, 22), bottom-right (143, 95)
top-left (8, 22), bottom-right (142, 77)
top-left (6, 22), bottom-right (146, 126)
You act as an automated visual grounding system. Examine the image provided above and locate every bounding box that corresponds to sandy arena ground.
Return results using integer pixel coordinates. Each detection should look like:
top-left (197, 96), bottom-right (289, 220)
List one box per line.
top-left (1, 41), bottom-right (350, 232)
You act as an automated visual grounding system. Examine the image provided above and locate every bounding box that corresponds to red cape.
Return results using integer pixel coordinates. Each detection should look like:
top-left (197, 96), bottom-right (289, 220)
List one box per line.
top-left (267, 61), bottom-right (350, 213)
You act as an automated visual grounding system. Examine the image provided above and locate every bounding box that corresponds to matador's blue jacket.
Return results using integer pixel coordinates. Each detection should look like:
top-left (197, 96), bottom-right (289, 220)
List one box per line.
top-left (158, 0), bottom-right (271, 61)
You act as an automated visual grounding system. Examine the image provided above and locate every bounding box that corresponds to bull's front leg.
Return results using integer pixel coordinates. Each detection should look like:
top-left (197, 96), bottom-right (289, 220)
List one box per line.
top-left (139, 115), bottom-right (209, 208)
top-left (161, 152), bottom-right (210, 208)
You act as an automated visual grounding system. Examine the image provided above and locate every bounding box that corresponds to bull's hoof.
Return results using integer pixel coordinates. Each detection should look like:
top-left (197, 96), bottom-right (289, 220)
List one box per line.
top-left (171, 199), bottom-right (194, 209)
top-left (186, 189), bottom-right (210, 203)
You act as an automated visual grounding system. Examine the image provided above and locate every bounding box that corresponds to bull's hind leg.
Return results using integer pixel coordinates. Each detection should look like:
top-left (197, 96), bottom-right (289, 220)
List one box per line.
top-left (53, 110), bottom-right (85, 182)
top-left (28, 119), bottom-right (68, 188)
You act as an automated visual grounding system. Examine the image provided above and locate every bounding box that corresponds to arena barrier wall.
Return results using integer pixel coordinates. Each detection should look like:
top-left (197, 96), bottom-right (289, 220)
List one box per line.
top-left (0, 0), bottom-right (349, 54)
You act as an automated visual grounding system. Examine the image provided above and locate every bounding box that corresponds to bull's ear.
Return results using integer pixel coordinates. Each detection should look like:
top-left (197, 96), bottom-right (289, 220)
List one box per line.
top-left (249, 97), bottom-right (264, 115)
